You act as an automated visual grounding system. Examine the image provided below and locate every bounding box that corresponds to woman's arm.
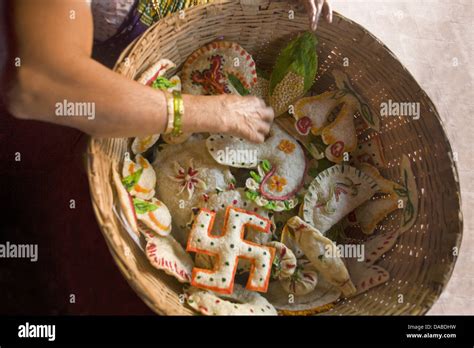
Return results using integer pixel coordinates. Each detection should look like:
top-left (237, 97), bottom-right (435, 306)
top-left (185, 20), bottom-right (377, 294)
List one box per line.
top-left (4, 0), bottom-right (273, 142)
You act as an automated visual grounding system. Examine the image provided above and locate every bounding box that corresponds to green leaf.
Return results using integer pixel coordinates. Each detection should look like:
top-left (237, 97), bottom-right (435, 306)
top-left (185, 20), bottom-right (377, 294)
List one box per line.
top-left (245, 190), bottom-right (258, 201)
top-left (404, 169), bottom-right (409, 189)
top-left (256, 67), bottom-right (270, 80)
top-left (261, 159), bottom-right (272, 172)
top-left (269, 31), bottom-right (318, 95)
top-left (332, 89), bottom-right (348, 100)
top-left (265, 201), bottom-right (277, 210)
top-left (360, 103), bottom-right (374, 126)
top-left (151, 76), bottom-right (176, 90)
top-left (228, 73), bottom-right (250, 96)
top-left (122, 168), bottom-right (143, 191)
top-left (133, 198), bottom-right (158, 214)
top-left (393, 187), bottom-right (408, 197)
top-left (250, 171), bottom-right (261, 183)
top-left (403, 199), bottom-right (414, 226)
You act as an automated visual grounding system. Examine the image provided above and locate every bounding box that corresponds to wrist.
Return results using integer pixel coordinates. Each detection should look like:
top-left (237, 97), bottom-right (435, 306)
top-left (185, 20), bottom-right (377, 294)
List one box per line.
top-left (181, 94), bottom-right (227, 134)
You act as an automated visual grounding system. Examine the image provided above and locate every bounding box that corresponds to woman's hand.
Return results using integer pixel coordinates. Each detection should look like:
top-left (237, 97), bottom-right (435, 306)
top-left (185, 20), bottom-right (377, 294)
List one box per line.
top-left (301, 0), bottom-right (333, 31)
top-left (183, 94), bottom-right (274, 144)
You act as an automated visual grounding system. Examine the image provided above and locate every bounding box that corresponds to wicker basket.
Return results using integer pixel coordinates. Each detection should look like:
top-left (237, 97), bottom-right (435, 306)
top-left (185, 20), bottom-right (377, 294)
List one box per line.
top-left (86, 0), bottom-right (462, 315)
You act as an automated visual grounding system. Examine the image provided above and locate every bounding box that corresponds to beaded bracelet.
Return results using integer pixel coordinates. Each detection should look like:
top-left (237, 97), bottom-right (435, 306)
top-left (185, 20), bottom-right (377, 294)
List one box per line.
top-left (171, 90), bottom-right (184, 137)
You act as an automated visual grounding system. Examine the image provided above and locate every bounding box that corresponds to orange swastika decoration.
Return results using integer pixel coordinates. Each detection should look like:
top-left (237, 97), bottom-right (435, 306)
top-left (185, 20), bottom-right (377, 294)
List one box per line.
top-left (186, 206), bottom-right (275, 294)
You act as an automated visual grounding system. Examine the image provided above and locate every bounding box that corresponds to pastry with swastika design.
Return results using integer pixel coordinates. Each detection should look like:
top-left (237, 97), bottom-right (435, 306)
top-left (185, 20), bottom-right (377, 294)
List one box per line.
top-left (186, 207), bottom-right (275, 294)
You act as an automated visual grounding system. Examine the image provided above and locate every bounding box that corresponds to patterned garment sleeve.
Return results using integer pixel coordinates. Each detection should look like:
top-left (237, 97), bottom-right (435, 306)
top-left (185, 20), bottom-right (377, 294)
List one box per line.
top-left (92, 0), bottom-right (214, 67)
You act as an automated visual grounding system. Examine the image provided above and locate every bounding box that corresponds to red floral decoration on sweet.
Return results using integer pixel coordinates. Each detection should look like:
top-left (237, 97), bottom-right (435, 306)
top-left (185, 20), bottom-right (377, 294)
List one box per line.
top-left (190, 55), bottom-right (229, 94)
top-left (169, 159), bottom-right (206, 199)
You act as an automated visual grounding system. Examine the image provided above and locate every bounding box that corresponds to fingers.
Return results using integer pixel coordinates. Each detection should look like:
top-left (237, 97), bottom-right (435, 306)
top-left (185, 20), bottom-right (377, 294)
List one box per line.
top-left (250, 132), bottom-right (266, 144)
top-left (255, 96), bottom-right (267, 108)
top-left (303, 0), bottom-right (331, 31)
top-left (315, 0), bottom-right (324, 23)
top-left (303, 0), bottom-right (318, 31)
top-left (244, 109), bottom-right (272, 144)
top-left (261, 106), bottom-right (275, 123)
top-left (322, 0), bottom-right (332, 23)
top-left (217, 95), bottom-right (273, 144)
top-left (256, 118), bottom-right (271, 136)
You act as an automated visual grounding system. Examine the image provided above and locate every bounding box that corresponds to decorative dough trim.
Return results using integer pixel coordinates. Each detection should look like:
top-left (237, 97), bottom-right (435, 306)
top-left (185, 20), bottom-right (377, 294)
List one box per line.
top-left (182, 41), bottom-right (257, 95)
top-left (302, 164), bottom-right (379, 234)
top-left (186, 207), bottom-right (275, 294)
top-left (185, 284), bottom-right (277, 315)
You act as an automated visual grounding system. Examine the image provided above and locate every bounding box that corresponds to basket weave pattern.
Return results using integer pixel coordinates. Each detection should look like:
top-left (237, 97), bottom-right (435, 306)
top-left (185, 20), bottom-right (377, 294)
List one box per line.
top-left (87, 0), bottom-right (462, 315)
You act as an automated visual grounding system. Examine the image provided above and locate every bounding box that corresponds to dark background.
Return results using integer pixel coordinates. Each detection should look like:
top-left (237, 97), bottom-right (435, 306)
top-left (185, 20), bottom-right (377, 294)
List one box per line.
top-left (0, 0), bottom-right (152, 315)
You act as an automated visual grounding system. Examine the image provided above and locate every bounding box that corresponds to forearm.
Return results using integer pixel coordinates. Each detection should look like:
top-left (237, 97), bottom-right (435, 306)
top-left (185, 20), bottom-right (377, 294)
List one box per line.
top-left (7, 56), bottom-right (171, 137)
top-left (5, 0), bottom-right (272, 143)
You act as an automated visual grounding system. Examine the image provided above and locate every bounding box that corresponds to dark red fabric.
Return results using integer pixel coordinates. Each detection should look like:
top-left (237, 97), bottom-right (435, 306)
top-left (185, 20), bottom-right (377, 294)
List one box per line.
top-left (0, 110), bottom-right (153, 315)
top-left (0, 1), bottom-right (152, 315)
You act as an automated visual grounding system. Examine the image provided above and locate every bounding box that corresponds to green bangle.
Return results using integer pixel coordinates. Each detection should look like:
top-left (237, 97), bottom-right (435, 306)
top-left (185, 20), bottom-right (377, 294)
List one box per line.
top-left (172, 91), bottom-right (184, 137)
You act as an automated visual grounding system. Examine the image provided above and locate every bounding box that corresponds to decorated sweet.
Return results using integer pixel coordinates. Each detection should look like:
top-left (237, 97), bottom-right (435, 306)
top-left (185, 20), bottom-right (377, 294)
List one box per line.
top-left (185, 284), bottom-right (277, 315)
top-left (348, 163), bottom-right (404, 235)
top-left (279, 259), bottom-right (318, 295)
top-left (347, 161), bottom-right (416, 235)
top-left (168, 159), bottom-right (207, 200)
top-left (153, 138), bottom-right (236, 244)
top-left (269, 32), bottom-right (318, 116)
top-left (192, 189), bottom-right (273, 274)
top-left (265, 276), bottom-right (340, 314)
top-left (186, 207), bottom-right (275, 294)
top-left (122, 153), bottom-right (156, 200)
top-left (137, 58), bottom-right (176, 86)
top-left (349, 135), bottom-right (387, 168)
top-left (397, 155), bottom-right (419, 234)
top-left (144, 230), bottom-right (194, 284)
top-left (199, 189), bottom-right (273, 245)
top-left (112, 166), bottom-right (139, 236)
top-left (350, 264), bottom-right (390, 296)
top-left (353, 196), bottom-right (399, 235)
top-left (275, 114), bottom-right (326, 160)
top-left (294, 90), bottom-right (343, 135)
top-left (302, 164), bottom-right (379, 234)
top-left (280, 220), bottom-right (304, 258)
top-left (344, 229), bottom-right (398, 295)
top-left (332, 69), bottom-right (380, 131)
top-left (132, 59), bottom-right (186, 154)
top-left (321, 97), bottom-right (358, 163)
top-left (206, 124), bottom-right (305, 211)
top-left (133, 197), bottom-right (172, 237)
top-left (285, 216), bottom-right (356, 297)
top-left (293, 88), bottom-right (359, 163)
top-left (267, 241), bottom-right (297, 280)
top-left (181, 41), bottom-right (257, 96)
top-left (359, 163), bottom-right (403, 194)
top-left (114, 156), bottom-right (173, 239)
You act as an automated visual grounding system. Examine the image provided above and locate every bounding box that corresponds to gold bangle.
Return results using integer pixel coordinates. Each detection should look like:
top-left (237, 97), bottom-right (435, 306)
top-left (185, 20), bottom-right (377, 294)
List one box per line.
top-left (171, 91), bottom-right (184, 136)
top-left (163, 90), bottom-right (174, 134)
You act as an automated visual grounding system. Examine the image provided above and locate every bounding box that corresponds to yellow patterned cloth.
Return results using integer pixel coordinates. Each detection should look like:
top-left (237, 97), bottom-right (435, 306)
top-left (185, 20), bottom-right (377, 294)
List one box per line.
top-left (93, 0), bottom-right (215, 67)
top-left (146, 0), bottom-right (213, 20)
